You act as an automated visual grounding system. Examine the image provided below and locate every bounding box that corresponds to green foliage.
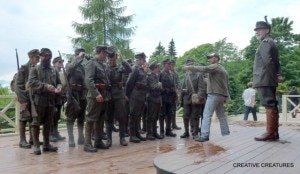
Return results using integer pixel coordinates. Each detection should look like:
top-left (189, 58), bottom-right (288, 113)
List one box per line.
top-left (167, 38), bottom-right (177, 58)
top-left (71, 0), bottom-right (135, 58)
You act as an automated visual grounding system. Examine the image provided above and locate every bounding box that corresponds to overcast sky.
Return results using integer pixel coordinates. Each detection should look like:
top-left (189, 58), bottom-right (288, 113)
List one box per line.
top-left (0, 0), bottom-right (299, 82)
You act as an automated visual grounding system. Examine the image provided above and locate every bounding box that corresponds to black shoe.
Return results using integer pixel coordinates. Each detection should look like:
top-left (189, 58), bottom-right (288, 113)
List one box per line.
top-left (95, 140), bottom-right (109, 149)
top-left (124, 133), bottom-right (129, 137)
top-left (69, 138), bottom-right (75, 147)
top-left (101, 133), bottom-right (108, 140)
top-left (136, 133), bottom-right (147, 141)
top-left (106, 139), bottom-right (112, 147)
top-left (120, 138), bottom-right (128, 146)
top-left (159, 132), bottom-right (165, 139)
top-left (84, 144), bottom-right (97, 153)
top-left (146, 134), bottom-right (156, 140)
top-left (153, 133), bottom-right (163, 139)
top-left (49, 135), bottom-right (58, 142)
top-left (29, 140), bottom-right (33, 145)
top-left (77, 137), bottom-right (84, 145)
top-left (19, 140), bottom-right (31, 149)
top-left (172, 125), bottom-right (182, 130)
top-left (33, 145), bottom-right (41, 155)
top-left (180, 132), bottom-right (190, 138)
top-left (194, 137), bottom-right (209, 142)
top-left (43, 144), bottom-right (58, 152)
top-left (129, 136), bottom-right (141, 143)
top-left (56, 132), bottom-right (66, 141)
top-left (166, 131), bottom-right (177, 137)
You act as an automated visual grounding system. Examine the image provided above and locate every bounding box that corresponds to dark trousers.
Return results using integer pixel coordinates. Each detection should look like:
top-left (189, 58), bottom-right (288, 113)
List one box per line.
top-left (147, 101), bottom-right (161, 135)
top-left (243, 106), bottom-right (257, 121)
top-left (107, 98), bottom-right (126, 138)
top-left (160, 102), bottom-right (173, 132)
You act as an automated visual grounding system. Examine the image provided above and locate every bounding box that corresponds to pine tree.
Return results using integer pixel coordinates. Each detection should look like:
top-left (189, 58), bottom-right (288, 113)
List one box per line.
top-left (167, 38), bottom-right (177, 58)
top-left (71, 0), bottom-right (135, 57)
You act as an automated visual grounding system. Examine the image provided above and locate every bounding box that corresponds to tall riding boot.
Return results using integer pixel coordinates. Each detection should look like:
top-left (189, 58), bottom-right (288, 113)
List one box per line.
top-left (55, 121), bottom-right (65, 141)
top-left (159, 117), bottom-right (165, 138)
top-left (129, 117), bottom-right (140, 143)
top-left (28, 123), bottom-right (33, 145)
top-left (19, 121), bottom-right (31, 148)
top-left (43, 124), bottom-right (58, 152)
top-left (273, 108), bottom-right (280, 139)
top-left (153, 121), bottom-right (163, 139)
top-left (118, 118), bottom-right (128, 146)
top-left (77, 122), bottom-right (85, 145)
top-left (94, 120), bottom-right (109, 149)
top-left (31, 125), bottom-right (41, 155)
top-left (172, 110), bottom-right (181, 130)
top-left (84, 121), bottom-right (97, 152)
top-left (106, 123), bottom-right (112, 147)
top-left (146, 119), bottom-right (155, 140)
top-left (136, 119), bottom-right (146, 141)
top-left (254, 108), bottom-right (278, 141)
top-left (193, 119), bottom-right (200, 139)
top-left (180, 119), bottom-right (190, 138)
top-left (165, 117), bottom-right (176, 137)
top-left (67, 121), bottom-right (75, 147)
top-left (49, 118), bottom-right (58, 142)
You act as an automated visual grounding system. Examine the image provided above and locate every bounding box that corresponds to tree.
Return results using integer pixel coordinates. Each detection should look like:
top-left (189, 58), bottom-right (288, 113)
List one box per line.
top-left (148, 42), bottom-right (167, 63)
top-left (167, 38), bottom-right (177, 58)
top-left (71, 0), bottom-right (135, 58)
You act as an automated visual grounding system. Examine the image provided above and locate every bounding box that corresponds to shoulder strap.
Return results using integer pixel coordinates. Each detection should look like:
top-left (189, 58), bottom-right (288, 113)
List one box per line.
top-left (187, 72), bottom-right (195, 93)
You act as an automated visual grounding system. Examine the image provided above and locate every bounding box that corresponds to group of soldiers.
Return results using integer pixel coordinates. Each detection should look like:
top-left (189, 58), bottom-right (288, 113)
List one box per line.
top-left (14, 45), bottom-right (208, 155)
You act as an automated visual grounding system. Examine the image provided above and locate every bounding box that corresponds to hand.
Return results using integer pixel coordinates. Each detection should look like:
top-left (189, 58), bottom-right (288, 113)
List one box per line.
top-left (277, 75), bottom-right (283, 83)
top-left (55, 87), bottom-right (62, 94)
top-left (21, 103), bottom-right (28, 111)
top-left (182, 66), bottom-right (189, 70)
top-left (47, 84), bottom-right (55, 92)
top-left (78, 52), bottom-right (85, 58)
top-left (96, 94), bottom-right (104, 103)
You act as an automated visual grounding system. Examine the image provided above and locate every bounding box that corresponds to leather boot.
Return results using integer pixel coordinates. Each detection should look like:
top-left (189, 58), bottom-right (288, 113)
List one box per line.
top-left (19, 121), bottom-right (31, 148)
top-left (77, 122), bottom-right (85, 145)
top-left (165, 117), bottom-right (176, 137)
top-left (106, 124), bottom-right (112, 147)
top-left (54, 118), bottom-right (65, 141)
top-left (31, 125), bottom-right (41, 155)
top-left (28, 123), bottom-right (33, 145)
top-left (153, 121), bottom-right (163, 139)
top-left (180, 119), bottom-right (190, 138)
top-left (94, 121), bottom-right (109, 149)
top-left (84, 122), bottom-right (97, 152)
top-left (146, 119), bottom-right (155, 140)
top-left (172, 111), bottom-right (181, 130)
top-left (193, 119), bottom-right (200, 139)
top-left (129, 117), bottom-right (140, 143)
top-left (136, 119), bottom-right (146, 141)
top-left (254, 108), bottom-right (279, 141)
top-left (159, 117), bottom-right (165, 138)
top-left (43, 124), bottom-right (58, 152)
top-left (67, 121), bottom-right (75, 147)
top-left (120, 138), bottom-right (128, 146)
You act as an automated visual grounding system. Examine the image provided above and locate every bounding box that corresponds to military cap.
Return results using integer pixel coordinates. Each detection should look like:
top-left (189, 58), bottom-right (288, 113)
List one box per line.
top-left (74, 48), bottom-right (86, 56)
top-left (254, 21), bottom-right (270, 31)
top-left (162, 58), bottom-right (171, 64)
top-left (27, 49), bottom-right (40, 56)
top-left (40, 48), bottom-right (52, 56)
top-left (149, 62), bottom-right (160, 70)
top-left (135, 52), bottom-right (147, 59)
top-left (185, 58), bottom-right (195, 65)
top-left (95, 45), bottom-right (108, 54)
top-left (107, 46), bottom-right (117, 56)
top-left (207, 53), bottom-right (220, 60)
top-left (52, 56), bottom-right (64, 64)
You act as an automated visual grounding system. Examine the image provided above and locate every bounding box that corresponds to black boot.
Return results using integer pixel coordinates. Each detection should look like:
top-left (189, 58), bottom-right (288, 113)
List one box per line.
top-left (180, 119), bottom-right (190, 138)
top-left (106, 124), bottom-right (112, 147)
top-left (19, 121), bottom-right (31, 149)
top-left (94, 121), bottom-right (109, 149)
top-left (165, 117), bottom-right (176, 137)
top-left (120, 138), bottom-right (128, 146)
top-left (146, 119), bottom-right (155, 140)
top-left (77, 122), bottom-right (85, 145)
top-left (84, 122), bottom-right (97, 153)
top-left (67, 121), bottom-right (75, 147)
top-left (136, 119), bottom-right (146, 141)
top-left (43, 124), bottom-right (58, 152)
top-left (159, 117), bottom-right (165, 138)
top-left (192, 119), bottom-right (200, 139)
top-left (31, 125), bottom-right (41, 155)
top-left (129, 117), bottom-right (140, 143)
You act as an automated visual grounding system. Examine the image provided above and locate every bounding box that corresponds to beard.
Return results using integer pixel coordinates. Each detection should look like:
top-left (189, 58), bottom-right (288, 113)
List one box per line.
top-left (41, 59), bottom-right (51, 68)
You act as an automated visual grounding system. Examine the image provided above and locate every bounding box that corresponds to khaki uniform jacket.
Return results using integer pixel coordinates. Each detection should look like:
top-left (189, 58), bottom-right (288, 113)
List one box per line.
top-left (147, 72), bottom-right (163, 104)
top-left (188, 63), bottom-right (230, 97)
top-left (85, 59), bottom-right (111, 101)
top-left (15, 61), bottom-right (33, 104)
top-left (125, 65), bottom-right (147, 102)
top-left (159, 70), bottom-right (177, 103)
top-left (253, 37), bottom-right (280, 88)
top-left (181, 71), bottom-right (206, 104)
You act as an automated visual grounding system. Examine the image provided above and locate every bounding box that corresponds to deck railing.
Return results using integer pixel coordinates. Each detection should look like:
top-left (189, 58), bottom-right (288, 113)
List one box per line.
top-left (281, 95), bottom-right (300, 124)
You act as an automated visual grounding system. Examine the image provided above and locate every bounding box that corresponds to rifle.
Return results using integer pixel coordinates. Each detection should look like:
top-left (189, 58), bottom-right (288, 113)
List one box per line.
top-left (15, 48), bottom-right (20, 71)
top-left (58, 50), bottom-right (81, 111)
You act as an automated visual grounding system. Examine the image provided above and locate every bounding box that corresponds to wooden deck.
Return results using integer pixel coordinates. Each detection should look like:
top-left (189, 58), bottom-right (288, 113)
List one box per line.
top-left (1, 115), bottom-right (300, 174)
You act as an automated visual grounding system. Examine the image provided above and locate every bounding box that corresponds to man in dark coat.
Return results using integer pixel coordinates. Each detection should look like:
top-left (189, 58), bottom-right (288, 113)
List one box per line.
top-left (28, 48), bottom-right (61, 155)
top-left (125, 52), bottom-right (148, 143)
top-left (84, 45), bottom-right (111, 152)
top-left (253, 18), bottom-right (282, 141)
top-left (15, 49), bottom-right (40, 148)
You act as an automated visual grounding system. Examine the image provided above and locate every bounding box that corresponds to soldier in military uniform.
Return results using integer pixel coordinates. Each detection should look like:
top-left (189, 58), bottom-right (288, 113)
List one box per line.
top-left (28, 48), bottom-right (61, 154)
top-left (65, 48), bottom-right (88, 147)
top-left (15, 49), bottom-right (40, 148)
top-left (146, 62), bottom-right (164, 140)
top-left (180, 59), bottom-right (206, 139)
top-left (159, 59), bottom-right (177, 137)
top-left (125, 52), bottom-right (148, 143)
top-left (50, 56), bottom-right (66, 142)
top-left (253, 17), bottom-right (282, 141)
top-left (106, 46), bottom-right (132, 146)
top-left (84, 45), bottom-right (110, 152)
top-left (170, 59), bottom-right (181, 130)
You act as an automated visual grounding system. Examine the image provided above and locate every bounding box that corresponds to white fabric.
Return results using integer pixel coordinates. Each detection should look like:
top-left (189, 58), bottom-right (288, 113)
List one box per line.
top-left (242, 88), bottom-right (256, 107)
